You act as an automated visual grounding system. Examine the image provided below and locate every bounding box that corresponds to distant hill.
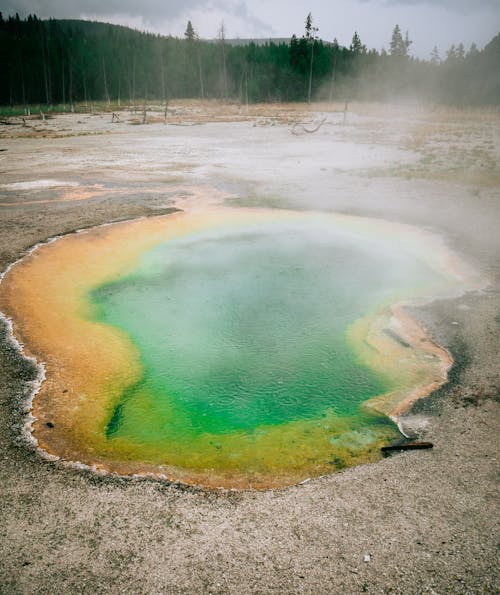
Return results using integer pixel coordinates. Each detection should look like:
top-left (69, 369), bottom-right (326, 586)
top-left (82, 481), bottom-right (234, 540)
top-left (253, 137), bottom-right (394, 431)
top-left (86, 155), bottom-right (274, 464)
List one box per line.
top-left (224, 37), bottom-right (291, 46)
top-left (56, 20), bottom-right (292, 46)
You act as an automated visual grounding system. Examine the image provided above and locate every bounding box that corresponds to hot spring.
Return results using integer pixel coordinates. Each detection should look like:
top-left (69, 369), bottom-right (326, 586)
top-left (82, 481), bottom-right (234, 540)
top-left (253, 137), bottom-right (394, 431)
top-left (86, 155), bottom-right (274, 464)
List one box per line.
top-left (0, 207), bottom-right (477, 488)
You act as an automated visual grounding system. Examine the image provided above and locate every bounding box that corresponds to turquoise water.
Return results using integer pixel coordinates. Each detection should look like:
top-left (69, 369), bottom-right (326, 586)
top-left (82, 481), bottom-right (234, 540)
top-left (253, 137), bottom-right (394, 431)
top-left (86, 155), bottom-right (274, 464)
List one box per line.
top-left (91, 219), bottom-right (441, 450)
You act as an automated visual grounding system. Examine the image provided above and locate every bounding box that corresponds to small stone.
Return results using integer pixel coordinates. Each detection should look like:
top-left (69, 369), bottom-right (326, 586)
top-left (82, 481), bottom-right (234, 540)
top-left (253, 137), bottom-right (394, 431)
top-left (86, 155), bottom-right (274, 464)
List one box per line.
top-left (46, 421), bottom-right (54, 428)
top-left (363, 554), bottom-right (371, 563)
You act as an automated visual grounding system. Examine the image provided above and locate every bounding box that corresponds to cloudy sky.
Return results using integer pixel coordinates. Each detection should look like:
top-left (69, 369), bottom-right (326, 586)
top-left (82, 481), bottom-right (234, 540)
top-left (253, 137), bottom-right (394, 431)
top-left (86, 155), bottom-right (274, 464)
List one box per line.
top-left (2, 0), bottom-right (499, 58)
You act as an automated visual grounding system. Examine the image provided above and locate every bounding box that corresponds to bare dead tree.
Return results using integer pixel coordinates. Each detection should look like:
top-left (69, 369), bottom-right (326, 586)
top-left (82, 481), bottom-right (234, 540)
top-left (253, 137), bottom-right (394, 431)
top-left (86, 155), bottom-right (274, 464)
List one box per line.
top-left (196, 36), bottom-right (205, 100)
top-left (61, 52), bottom-right (66, 110)
top-left (82, 66), bottom-right (88, 109)
top-left (39, 25), bottom-right (51, 105)
top-left (102, 57), bottom-right (111, 106)
top-left (68, 55), bottom-right (74, 112)
top-left (142, 90), bottom-right (147, 124)
top-left (127, 60), bottom-right (133, 107)
top-left (306, 14), bottom-right (319, 104)
top-left (328, 54), bottom-right (337, 102)
top-left (20, 57), bottom-right (27, 114)
top-left (218, 21), bottom-right (228, 101)
top-left (159, 44), bottom-right (169, 118)
top-left (132, 53), bottom-right (136, 108)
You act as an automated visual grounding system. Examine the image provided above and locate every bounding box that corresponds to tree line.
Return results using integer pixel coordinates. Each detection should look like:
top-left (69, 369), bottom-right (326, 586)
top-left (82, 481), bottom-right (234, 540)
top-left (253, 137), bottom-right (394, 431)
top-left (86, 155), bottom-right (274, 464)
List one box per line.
top-left (0, 12), bottom-right (498, 109)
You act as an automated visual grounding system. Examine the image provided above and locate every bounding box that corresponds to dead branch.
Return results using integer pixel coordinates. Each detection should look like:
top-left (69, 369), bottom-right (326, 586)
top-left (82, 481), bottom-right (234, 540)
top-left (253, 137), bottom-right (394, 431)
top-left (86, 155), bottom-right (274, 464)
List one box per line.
top-left (291, 117), bottom-right (327, 135)
top-left (303, 117), bottom-right (327, 133)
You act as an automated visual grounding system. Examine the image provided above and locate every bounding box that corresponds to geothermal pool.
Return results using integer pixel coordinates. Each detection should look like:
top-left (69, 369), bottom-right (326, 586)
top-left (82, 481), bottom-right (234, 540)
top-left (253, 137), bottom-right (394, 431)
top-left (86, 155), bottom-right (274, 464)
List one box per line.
top-left (0, 207), bottom-right (474, 488)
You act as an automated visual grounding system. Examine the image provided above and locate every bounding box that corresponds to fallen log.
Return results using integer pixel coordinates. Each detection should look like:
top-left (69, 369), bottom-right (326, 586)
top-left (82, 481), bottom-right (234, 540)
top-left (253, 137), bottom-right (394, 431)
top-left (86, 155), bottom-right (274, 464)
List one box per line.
top-left (291, 117), bottom-right (327, 135)
top-left (381, 441), bottom-right (433, 453)
top-left (302, 117), bottom-right (327, 133)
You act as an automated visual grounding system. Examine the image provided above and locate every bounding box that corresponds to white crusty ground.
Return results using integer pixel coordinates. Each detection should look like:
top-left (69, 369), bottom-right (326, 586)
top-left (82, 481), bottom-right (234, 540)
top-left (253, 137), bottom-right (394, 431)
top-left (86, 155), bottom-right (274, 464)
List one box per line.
top-left (0, 103), bottom-right (498, 594)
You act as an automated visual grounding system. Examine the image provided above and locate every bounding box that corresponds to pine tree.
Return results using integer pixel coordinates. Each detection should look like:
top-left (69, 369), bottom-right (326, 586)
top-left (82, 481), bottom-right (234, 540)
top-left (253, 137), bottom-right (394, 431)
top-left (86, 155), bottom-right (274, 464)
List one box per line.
top-left (468, 42), bottom-right (479, 57)
top-left (446, 45), bottom-right (457, 61)
top-left (430, 46), bottom-right (440, 64)
top-left (305, 13), bottom-right (313, 40)
top-left (390, 24), bottom-right (407, 57)
top-left (350, 32), bottom-right (365, 55)
top-left (185, 21), bottom-right (195, 41)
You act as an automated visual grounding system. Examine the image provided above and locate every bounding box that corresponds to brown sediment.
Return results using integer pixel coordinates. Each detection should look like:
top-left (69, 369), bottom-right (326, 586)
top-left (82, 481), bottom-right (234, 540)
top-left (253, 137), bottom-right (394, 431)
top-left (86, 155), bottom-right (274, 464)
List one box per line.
top-left (0, 182), bottom-right (229, 208)
top-left (0, 204), bottom-right (482, 489)
top-left (0, 184), bottom-right (124, 206)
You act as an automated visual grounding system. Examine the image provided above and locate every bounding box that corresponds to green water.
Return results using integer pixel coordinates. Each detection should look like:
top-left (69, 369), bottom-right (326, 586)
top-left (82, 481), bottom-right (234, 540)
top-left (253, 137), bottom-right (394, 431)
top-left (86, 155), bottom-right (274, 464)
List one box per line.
top-left (91, 219), bottom-right (441, 463)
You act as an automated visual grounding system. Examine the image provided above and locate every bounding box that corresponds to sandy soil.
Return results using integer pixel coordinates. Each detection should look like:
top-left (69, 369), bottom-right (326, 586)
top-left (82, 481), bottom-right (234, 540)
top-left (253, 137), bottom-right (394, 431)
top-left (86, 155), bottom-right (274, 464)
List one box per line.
top-left (0, 101), bottom-right (498, 593)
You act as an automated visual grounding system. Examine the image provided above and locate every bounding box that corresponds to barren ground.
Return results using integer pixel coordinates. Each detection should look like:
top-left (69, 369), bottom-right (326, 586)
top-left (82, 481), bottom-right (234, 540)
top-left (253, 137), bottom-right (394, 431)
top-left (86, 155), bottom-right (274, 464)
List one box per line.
top-left (0, 101), bottom-right (499, 593)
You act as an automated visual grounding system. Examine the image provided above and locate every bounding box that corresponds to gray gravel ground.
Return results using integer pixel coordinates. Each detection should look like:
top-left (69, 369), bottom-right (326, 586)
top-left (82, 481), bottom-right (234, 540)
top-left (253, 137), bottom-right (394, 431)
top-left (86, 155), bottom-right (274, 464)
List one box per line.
top-left (0, 104), bottom-right (498, 594)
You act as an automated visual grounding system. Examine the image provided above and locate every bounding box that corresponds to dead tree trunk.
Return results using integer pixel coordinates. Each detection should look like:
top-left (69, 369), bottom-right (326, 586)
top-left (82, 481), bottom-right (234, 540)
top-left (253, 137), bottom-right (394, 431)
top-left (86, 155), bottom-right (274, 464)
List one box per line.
top-left (197, 43), bottom-right (204, 100)
top-left (40, 26), bottom-right (51, 106)
top-left (20, 58), bottom-right (27, 114)
top-left (127, 61), bottom-right (133, 107)
top-left (219, 22), bottom-right (228, 101)
top-left (328, 55), bottom-right (337, 102)
top-left (245, 70), bottom-right (249, 112)
top-left (82, 67), bottom-right (88, 109)
top-left (132, 53), bottom-right (136, 109)
top-left (68, 56), bottom-right (74, 112)
top-left (102, 58), bottom-right (111, 106)
top-left (61, 54), bottom-right (66, 110)
top-left (142, 92), bottom-right (147, 124)
top-left (308, 42), bottom-right (314, 104)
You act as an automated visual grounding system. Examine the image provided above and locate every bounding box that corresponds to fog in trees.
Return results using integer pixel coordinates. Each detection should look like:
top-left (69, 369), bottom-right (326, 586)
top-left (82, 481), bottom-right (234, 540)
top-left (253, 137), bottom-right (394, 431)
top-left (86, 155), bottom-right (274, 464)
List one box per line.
top-left (0, 12), bottom-right (498, 109)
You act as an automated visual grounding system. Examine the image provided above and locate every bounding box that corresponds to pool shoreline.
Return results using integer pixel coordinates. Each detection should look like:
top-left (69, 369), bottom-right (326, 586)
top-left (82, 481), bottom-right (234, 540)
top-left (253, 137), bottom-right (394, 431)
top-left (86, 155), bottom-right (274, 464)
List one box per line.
top-left (0, 206), bottom-right (484, 490)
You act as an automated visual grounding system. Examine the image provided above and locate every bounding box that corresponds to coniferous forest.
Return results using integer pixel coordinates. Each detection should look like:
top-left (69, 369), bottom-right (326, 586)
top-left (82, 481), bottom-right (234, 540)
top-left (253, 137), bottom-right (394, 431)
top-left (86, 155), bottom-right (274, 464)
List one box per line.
top-left (1, 12), bottom-right (499, 109)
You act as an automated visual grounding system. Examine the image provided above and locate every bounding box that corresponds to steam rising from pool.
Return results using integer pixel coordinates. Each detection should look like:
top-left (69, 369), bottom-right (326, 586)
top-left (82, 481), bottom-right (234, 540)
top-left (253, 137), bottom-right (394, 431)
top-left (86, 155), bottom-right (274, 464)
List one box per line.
top-left (0, 207), bottom-right (478, 488)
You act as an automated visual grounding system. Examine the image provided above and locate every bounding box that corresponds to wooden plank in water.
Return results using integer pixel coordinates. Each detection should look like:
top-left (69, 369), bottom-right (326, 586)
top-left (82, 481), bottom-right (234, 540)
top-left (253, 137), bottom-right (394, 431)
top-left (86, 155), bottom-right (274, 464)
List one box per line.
top-left (381, 441), bottom-right (433, 453)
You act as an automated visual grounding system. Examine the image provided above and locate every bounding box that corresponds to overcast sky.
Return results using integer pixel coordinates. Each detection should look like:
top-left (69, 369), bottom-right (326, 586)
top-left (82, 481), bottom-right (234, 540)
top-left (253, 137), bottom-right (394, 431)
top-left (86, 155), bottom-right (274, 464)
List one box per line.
top-left (1, 0), bottom-right (499, 58)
